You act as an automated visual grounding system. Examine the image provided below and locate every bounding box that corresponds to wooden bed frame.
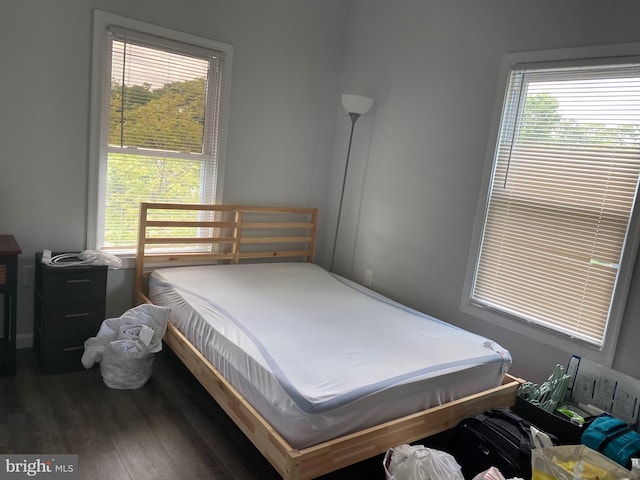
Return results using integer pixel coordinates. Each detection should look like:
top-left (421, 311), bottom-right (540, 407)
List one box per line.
top-left (133, 202), bottom-right (523, 480)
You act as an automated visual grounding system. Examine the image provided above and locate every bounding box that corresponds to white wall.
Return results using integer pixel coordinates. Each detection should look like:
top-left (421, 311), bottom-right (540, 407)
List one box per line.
top-left (0, 0), bottom-right (349, 344)
top-left (334, 0), bottom-right (640, 383)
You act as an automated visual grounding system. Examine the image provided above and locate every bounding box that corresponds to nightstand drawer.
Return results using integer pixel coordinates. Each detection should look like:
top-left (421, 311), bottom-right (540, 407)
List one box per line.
top-left (41, 303), bottom-right (105, 341)
top-left (43, 269), bottom-right (107, 305)
top-left (37, 340), bottom-right (86, 374)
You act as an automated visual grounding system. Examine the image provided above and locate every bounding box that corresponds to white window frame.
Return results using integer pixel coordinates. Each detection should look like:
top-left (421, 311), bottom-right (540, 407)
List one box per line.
top-left (461, 43), bottom-right (640, 367)
top-left (87, 10), bottom-right (233, 259)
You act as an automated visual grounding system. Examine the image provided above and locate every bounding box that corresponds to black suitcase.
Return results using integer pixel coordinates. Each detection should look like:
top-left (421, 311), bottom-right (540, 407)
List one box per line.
top-left (447, 408), bottom-right (540, 479)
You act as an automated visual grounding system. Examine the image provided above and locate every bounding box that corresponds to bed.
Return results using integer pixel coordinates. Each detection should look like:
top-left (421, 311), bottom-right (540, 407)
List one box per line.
top-left (134, 202), bottom-right (523, 480)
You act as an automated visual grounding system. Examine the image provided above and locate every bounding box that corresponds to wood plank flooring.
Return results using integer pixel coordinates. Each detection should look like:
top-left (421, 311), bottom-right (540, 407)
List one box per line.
top-left (0, 349), bottom-right (387, 479)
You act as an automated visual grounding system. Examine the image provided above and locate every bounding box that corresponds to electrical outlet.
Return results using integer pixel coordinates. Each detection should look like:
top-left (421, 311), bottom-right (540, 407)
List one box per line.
top-left (364, 269), bottom-right (374, 287)
top-left (23, 265), bottom-right (35, 287)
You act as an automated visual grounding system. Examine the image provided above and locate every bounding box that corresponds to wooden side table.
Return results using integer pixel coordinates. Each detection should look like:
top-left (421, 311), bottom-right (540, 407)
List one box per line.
top-left (0, 235), bottom-right (21, 377)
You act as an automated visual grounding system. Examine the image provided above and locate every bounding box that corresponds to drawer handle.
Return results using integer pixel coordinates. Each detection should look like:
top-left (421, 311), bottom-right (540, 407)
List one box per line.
top-left (66, 279), bottom-right (92, 284)
top-left (64, 312), bottom-right (90, 318)
top-left (63, 346), bottom-right (84, 352)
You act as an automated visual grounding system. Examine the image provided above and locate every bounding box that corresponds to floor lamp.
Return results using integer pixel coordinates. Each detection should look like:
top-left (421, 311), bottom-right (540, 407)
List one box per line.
top-left (330, 94), bottom-right (375, 272)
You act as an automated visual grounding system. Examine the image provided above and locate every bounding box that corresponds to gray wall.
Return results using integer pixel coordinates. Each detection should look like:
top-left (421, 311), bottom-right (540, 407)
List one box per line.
top-left (334, 0), bottom-right (640, 383)
top-left (0, 0), bottom-right (349, 342)
top-left (2, 0), bottom-right (640, 385)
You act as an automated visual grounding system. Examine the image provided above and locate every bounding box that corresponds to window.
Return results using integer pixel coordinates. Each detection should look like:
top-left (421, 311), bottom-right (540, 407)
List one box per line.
top-left (88, 11), bottom-right (232, 255)
top-left (463, 46), bottom-right (640, 365)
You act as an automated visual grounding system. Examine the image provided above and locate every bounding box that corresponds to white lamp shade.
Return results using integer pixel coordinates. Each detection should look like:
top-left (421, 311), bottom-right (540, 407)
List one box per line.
top-left (341, 94), bottom-right (374, 115)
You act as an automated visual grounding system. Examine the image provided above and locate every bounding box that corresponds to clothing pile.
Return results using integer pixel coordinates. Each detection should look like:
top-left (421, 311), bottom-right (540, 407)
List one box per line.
top-left (81, 304), bottom-right (169, 389)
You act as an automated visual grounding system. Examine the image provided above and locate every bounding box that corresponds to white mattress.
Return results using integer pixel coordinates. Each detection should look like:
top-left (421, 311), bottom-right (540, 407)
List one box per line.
top-left (149, 262), bottom-right (511, 448)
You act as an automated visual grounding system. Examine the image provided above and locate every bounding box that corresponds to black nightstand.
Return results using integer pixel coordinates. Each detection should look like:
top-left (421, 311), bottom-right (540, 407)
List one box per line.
top-left (34, 252), bottom-right (107, 374)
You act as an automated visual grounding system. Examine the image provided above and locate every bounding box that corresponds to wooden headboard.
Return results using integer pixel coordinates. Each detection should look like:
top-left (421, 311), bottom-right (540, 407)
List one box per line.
top-left (134, 202), bottom-right (318, 303)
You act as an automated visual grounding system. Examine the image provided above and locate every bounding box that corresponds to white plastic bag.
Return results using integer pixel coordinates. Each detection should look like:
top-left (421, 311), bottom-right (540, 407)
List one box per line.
top-left (384, 444), bottom-right (464, 480)
top-left (81, 304), bottom-right (169, 389)
top-left (471, 467), bottom-right (509, 480)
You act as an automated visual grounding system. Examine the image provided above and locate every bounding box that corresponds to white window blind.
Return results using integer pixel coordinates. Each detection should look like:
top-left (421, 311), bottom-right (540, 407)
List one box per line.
top-left (97, 26), bottom-right (225, 253)
top-left (472, 61), bottom-right (640, 348)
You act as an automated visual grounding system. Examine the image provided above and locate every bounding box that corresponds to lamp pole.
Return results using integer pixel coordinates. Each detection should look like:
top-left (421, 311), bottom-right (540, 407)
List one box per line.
top-left (330, 112), bottom-right (361, 272)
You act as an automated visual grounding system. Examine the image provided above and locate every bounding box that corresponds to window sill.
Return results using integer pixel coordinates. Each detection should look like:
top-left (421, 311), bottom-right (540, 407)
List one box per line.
top-left (460, 301), bottom-right (614, 367)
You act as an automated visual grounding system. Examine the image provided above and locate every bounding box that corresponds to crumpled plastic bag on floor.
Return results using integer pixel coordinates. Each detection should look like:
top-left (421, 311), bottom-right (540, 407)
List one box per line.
top-left (384, 444), bottom-right (464, 480)
top-left (81, 304), bottom-right (170, 389)
top-left (471, 466), bottom-right (524, 480)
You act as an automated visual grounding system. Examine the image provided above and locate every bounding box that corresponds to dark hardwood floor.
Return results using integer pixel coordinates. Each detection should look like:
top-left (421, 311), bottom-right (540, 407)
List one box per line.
top-left (0, 348), bottom-right (387, 479)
